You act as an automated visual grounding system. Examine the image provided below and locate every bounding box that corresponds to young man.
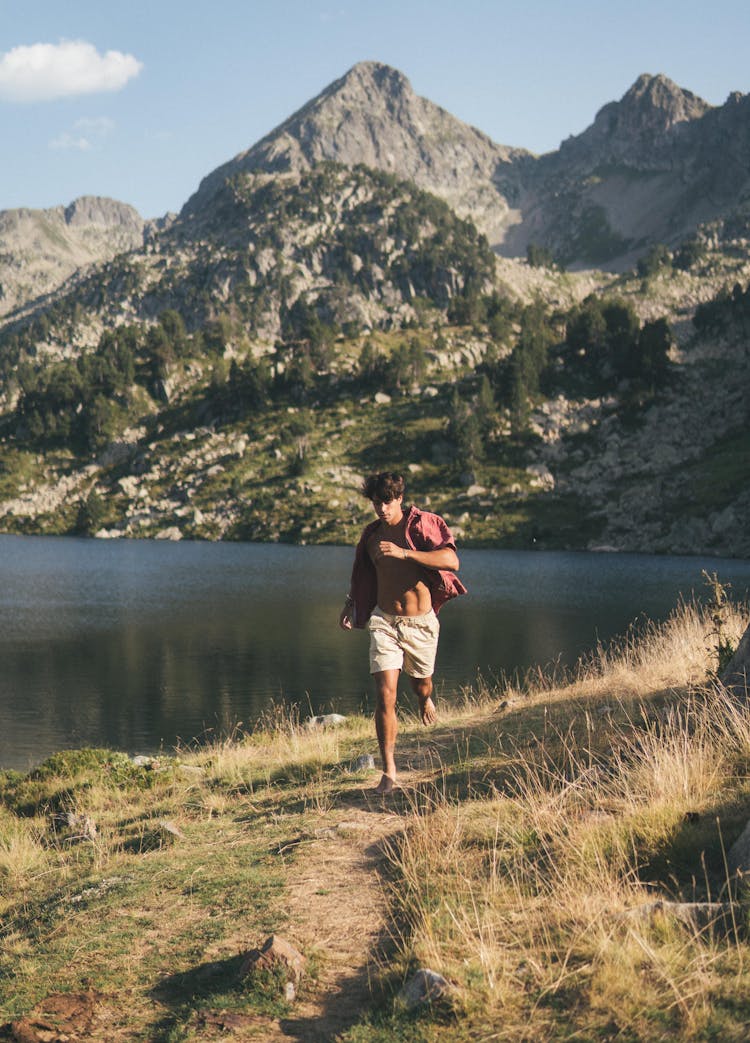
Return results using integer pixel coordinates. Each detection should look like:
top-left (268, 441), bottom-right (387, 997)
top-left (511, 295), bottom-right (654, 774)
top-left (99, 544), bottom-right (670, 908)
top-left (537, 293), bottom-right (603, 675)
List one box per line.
top-left (339, 472), bottom-right (466, 793)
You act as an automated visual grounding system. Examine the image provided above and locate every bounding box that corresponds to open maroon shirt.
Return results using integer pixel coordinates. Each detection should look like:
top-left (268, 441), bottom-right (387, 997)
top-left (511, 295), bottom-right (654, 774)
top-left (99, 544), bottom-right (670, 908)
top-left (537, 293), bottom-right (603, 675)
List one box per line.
top-left (348, 504), bottom-right (467, 628)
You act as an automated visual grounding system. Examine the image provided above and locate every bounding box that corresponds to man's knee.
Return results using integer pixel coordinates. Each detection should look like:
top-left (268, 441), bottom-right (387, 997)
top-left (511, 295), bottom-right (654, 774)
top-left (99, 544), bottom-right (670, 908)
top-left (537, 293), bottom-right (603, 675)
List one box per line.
top-left (374, 671), bottom-right (398, 708)
top-left (409, 675), bottom-right (433, 696)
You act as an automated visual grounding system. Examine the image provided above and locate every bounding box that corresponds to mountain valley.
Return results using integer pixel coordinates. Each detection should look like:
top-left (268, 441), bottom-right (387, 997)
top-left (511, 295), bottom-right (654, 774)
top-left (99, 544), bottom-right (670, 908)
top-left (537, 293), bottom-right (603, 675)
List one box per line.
top-left (0, 62), bottom-right (748, 557)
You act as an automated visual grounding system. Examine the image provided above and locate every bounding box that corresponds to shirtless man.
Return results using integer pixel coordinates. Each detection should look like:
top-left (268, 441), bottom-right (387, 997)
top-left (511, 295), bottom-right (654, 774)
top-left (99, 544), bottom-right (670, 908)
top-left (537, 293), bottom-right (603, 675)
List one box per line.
top-left (339, 472), bottom-right (466, 794)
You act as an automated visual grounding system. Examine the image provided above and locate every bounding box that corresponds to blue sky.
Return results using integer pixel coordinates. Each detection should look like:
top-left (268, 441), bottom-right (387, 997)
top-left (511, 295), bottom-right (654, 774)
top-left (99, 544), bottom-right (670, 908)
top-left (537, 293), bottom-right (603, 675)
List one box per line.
top-left (1, 0), bottom-right (748, 219)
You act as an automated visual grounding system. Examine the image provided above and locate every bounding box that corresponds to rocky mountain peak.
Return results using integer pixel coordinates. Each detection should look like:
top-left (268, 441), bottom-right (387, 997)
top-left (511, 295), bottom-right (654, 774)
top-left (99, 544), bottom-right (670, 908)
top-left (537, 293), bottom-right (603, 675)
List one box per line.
top-left (558, 73), bottom-right (712, 170)
top-left (618, 72), bottom-right (711, 130)
top-left (328, 59), bottom-right (411, 101)
top-left (63, 196), bottom-right (144, 231)
top-left (181, 60), bottom-right (529, 251)
top-left (0, 197), bottom-right (146, 319)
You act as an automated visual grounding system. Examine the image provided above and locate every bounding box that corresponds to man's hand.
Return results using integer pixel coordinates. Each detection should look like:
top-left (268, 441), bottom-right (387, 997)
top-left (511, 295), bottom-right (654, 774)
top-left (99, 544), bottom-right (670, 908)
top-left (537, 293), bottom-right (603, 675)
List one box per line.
top-left (339, 604), bottom-right (353, 630)
top-left (376, 540), bottom-right (407, 560)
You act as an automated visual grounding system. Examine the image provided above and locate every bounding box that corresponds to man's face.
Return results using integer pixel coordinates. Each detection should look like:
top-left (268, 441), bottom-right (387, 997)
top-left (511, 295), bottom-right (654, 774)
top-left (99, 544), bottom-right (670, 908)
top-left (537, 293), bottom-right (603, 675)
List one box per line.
top-left (372, 494), bottom-right (404, 526)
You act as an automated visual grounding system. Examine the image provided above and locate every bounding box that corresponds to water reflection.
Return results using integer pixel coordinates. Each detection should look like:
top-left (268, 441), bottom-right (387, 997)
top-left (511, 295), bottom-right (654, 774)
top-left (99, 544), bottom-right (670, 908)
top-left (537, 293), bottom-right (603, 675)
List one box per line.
top-left (1, 535), bottom-right (749, 770)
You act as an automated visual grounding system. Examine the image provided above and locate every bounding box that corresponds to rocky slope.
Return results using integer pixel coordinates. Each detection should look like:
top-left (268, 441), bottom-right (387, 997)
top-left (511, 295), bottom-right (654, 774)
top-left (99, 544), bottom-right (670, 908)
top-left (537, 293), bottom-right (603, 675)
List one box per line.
top-left (0, 195), bottom-right (155, 320)
top-left (0, 64), bottom-right (748, 557)
top-left (2, 63), bottom-right (750, 308)
top-left (0, 163), bottom-right (497, 364)
top-left (523, 76), bottom-right (750, 268)
top-left (0, 227), bottom-right (748, 557)
top-left (184, 61), bottom-right (533, 255)
top-left (183, 62), bottom-right (750, 270)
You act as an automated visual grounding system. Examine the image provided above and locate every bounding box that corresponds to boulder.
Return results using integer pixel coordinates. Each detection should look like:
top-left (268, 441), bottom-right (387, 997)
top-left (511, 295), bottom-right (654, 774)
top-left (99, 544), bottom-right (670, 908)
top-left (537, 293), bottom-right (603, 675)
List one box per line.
top-left (397, 968), bottom-right (453, 1010)
top-left (117, 476), bottom-right (140, 497)
top-left (727, 819), bottom-right (750, 876)
top-left (526, 463), bottom-right (555, 491)
top-left (304, 713), bottom-right (347, 730)
top-left (238, 935), bottom-right (306, 999)
top-left (350, 754), bottom-right (376, 772)
top-left (154, 526), bottom-right (183, 541)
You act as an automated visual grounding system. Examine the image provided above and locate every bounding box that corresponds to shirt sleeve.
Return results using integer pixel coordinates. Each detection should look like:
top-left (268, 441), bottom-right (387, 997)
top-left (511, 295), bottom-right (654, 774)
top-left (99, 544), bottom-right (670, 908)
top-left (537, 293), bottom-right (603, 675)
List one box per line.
top-left (415, 512), bottom-right (457, 552)
top-left (433, 514), bottom-right (457, 550)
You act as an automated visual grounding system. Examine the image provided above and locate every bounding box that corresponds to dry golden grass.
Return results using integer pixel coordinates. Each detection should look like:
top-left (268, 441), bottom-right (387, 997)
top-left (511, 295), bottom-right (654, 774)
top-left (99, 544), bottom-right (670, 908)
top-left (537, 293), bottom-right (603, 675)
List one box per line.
top-left (0, 809), bottom-right (48, 895)
top-left (198, 702), bottom-right (373, 793)
top-left (1, 598), bottom-right (748, 1041)
top-left (377, 599), bottom-right (750, 1041)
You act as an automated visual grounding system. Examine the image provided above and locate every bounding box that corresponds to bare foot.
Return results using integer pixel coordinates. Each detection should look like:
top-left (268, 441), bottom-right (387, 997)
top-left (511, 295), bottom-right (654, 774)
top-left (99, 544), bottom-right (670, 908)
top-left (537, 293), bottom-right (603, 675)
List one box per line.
top-left (374, 773), bottom-right (396, 794)
top-left (419, 695), bottom-right (437, 725)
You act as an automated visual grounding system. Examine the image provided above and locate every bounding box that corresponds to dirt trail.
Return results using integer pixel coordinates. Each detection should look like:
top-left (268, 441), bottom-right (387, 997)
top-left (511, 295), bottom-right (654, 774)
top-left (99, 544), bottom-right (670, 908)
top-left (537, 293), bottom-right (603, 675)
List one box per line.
top-left (227, 749), bottom-right (441, 1042)
top-left (272, 800), bottom-right (404, 1040)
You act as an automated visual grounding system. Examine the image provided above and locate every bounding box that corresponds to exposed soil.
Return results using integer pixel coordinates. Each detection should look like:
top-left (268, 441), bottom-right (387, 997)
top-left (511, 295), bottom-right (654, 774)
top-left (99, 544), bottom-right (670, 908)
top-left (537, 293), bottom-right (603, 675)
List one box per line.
top-left (1, 734), bottom-right (447, 1043)
top-left (190, 744), bottom-right (441, 1041)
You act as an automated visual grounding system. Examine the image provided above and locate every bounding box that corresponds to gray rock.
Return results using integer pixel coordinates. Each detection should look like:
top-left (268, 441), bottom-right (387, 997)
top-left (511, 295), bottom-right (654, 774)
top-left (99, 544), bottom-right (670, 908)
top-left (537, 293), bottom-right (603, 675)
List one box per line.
top-left (238, 934), bottom-right (306, 993)
top-left (304, 713), bottom-right (347, 730)
top-left (398, 968), bottom-right (453, 1010)
top-left (525, 463), bottom-right (555, 491)
top-left (93, 528), bottom-right (122, 539)
top-left (727, 819), bottom-right (750, 876)
top-left (350, 754), bottom-right (376, 772)
top-left (626, 900), bottom-right (739, 931)
top-left (154, 526), bottom-right (183, 541)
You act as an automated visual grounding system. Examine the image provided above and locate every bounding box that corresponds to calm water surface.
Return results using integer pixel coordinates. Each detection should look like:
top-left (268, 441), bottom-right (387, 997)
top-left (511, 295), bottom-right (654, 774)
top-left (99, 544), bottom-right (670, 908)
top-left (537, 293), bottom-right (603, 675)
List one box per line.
top-left (1, 535), bottom-right (749, 770)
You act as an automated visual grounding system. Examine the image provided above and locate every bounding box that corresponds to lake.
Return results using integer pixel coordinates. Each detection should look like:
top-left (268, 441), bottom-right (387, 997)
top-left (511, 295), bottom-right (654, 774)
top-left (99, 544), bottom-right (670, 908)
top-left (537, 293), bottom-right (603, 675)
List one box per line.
top-left (1, 535), bottom-right (749, 771)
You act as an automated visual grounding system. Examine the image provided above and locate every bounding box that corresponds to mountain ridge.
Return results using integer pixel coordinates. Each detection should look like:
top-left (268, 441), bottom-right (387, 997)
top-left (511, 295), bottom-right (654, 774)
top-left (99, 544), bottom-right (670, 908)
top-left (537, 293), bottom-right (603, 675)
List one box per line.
top-left (181, 61), bottom-right (750, 269)
top-left (1, 61), bottom-right (748, 316)
top-left (183, 60), bottom-right (532, 254)
top-left (0, 196), bottom-right (153, 320)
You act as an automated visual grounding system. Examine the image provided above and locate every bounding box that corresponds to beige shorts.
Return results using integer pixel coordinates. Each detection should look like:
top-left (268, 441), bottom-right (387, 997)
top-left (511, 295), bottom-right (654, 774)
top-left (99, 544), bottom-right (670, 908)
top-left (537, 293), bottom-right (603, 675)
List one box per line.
top-left (367, 607), bottom-right (440, 678)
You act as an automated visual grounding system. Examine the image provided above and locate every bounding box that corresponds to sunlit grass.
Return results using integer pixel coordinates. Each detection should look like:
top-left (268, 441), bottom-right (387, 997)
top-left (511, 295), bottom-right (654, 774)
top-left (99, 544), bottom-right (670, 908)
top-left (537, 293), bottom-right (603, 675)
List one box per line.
top-left (365, 599), bottom-right (750, 1041)
top-left (1, 598), bottom-right (749, 1039)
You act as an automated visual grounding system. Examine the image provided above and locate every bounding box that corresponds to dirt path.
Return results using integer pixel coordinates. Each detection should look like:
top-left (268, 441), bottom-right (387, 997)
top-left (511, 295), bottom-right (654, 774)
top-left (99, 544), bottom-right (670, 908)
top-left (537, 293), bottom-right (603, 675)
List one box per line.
top-left (223, 750), bottom-right (440, 1042)
top-left (2, 733), bottom-right (449, 1043)
top-left (272, 799), bottom-right (404, 1040)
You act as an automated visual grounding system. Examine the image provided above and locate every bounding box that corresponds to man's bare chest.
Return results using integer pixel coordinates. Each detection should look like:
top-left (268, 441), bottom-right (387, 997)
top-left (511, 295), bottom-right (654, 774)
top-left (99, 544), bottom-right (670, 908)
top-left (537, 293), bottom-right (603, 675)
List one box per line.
top-left (367, 525), bottom-right (408, 558)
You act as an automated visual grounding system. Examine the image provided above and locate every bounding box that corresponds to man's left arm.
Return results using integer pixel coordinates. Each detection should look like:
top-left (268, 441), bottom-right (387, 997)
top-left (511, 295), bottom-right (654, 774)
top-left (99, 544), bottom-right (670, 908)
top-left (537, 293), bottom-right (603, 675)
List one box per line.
top-left (376, 543), bottom-right (459, 571)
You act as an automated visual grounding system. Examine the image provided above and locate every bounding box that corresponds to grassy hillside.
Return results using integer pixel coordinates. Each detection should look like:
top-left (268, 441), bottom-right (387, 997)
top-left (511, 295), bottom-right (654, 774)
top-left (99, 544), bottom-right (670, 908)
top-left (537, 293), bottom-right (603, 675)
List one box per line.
top-left (0, 167), bottom-right (748, 555)
top-left (1, 596), bottom-right (749, 1040)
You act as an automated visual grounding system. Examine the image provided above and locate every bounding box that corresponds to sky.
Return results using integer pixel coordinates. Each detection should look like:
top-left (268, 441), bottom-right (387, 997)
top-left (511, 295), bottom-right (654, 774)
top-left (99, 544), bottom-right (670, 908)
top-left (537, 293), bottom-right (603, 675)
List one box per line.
top-left (1, 0), bottom-right (749, 219)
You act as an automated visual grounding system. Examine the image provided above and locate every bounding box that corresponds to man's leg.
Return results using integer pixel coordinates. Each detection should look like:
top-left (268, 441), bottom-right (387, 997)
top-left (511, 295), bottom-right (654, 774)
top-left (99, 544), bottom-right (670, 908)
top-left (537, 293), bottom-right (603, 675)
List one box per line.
top-left (410, 674), bottom-right (437, 725)
top-left (373, 669), bottom-right (399, 793)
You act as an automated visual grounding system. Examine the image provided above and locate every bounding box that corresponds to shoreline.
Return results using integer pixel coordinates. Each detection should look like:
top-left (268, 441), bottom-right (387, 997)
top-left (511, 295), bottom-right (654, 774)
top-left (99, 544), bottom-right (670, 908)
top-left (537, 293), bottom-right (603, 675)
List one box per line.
top-left (1, 600), bottom-right (749, 1038)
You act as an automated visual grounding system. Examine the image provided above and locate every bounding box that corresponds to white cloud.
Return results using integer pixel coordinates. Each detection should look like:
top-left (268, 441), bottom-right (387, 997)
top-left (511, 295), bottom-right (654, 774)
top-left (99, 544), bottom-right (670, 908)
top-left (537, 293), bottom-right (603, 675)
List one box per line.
top-left (50, 116), bottom-right (115, 151)
top-left (49, 131), bottom-right (93, 151)
top-left (0, 40), bottom-right (142, 102)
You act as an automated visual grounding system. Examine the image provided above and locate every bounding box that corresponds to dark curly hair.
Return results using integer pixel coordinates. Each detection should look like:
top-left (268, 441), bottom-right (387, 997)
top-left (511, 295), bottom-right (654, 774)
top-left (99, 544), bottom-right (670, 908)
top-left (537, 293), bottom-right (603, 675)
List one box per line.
top-left (361, 471), bottom-right (405, 503)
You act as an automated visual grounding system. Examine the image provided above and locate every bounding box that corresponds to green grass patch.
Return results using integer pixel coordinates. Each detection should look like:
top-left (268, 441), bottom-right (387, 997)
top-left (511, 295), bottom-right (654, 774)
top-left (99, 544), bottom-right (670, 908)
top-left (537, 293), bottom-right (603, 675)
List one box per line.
top-left (670, 427), bottom-right (750, 515)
